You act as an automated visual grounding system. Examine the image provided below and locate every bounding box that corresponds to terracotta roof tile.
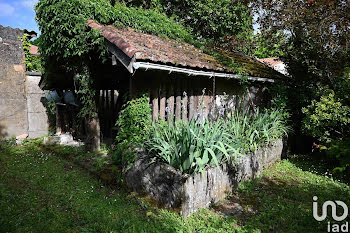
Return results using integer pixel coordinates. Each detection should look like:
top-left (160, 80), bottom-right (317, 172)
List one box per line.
top-left (258, 57), bottom-right (283, 68)
top-left (88, 20), bottom-right (225, 71)
top-left (29, 45), bottom-right (39, 56)
top-left (87, 20), bottom-right (284, 79)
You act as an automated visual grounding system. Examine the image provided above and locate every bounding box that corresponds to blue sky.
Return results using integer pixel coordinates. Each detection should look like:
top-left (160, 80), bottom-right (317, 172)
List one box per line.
top-left (0, 0), bottom-right (39, 33)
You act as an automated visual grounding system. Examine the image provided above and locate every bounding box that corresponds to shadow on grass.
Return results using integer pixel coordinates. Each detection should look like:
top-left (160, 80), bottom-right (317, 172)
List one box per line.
top-left (0, 143), bottom-right (241, 233)
top-left (214, 160), bottom-right (350, 233)
top-left (288, 154), bottom-right (350, 184)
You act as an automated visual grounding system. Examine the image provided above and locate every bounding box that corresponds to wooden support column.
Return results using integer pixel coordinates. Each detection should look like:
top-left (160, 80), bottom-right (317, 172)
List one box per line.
top-left (152, 87), bottom-right (159, 121)
top-left (159, 82), bottom-right (166, 121)
top-left (204, 94), bottom-right (211, 118)
top-left (212, 76), bottom-right (216, 115)
top-left (167, 81), bottom-right (175, 120)
top-left (194, 90), bottom-right (199, 118)
top-left (175, 79), bottom-right (182, 121)
top-left (86, 114), bottom-right (101, 152)
top-left (188, 79), bottom-right (195, 120)
top-left (182, 79), bottom-right (188, 122)
top-left (56, 104), bottom-right (63, 134)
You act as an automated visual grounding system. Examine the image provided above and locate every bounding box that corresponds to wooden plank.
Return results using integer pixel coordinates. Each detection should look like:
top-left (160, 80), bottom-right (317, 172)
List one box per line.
top-left (152, 87), bottom-right (159, 121)
top-left (212, 77), bottom-right (216, 116)
top-left (159, 83), bottom-right (166, 121)
top-left (175, 80), bottom-right (182, 121)
top-left (56, 104), bottom-right (62, 134)
top-left (167, 82), bottom-right (175, 120)
top-left (204, 94), bottom-right (210, 118)
top-left (182, 80), bottom-right (188, 122)
top-left (189, 87), bottom-right (195, 120)
top-left (194, 93), bottom-right (199, 119)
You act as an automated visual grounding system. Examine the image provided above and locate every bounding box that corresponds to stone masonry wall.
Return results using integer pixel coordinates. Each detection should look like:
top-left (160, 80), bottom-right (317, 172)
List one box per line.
top-left (0, 25), bottom-right (28, 139)
top-left (26, 73), bottom-right (49, 138)
top-left (126, 139), bottom-right (283, 217)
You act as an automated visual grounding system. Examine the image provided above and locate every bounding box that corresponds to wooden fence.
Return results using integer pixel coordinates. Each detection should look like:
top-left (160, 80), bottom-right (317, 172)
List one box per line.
top-left (149, 82), bottom-right (266, 122)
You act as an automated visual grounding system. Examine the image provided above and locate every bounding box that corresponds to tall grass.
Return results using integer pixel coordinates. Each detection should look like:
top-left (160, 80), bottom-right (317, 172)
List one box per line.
top-left (144, 109), bottom-right (289, 174)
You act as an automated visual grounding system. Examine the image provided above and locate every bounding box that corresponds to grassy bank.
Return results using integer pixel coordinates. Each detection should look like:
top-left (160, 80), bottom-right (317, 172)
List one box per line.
top-left (0, 141), bottom-right (349, 232)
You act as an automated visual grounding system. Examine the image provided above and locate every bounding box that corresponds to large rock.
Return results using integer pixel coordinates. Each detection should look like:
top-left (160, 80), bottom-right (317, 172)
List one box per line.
top-left (126, 139), bottom-right (283, 217)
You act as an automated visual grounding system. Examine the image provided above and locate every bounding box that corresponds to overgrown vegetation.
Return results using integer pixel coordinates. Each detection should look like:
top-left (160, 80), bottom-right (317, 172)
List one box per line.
top-left (20, 33), bottom-right (42, 72)
top-left (145, 109), bottom-right (288, 174)
top-left (113, 94), bottom-right (152, 169)
top-left (250, 0), bottom-right (350, 172)
top-left (125, 0), bottom-right (252, 41)
top-left (302, 91), bottom-right (350, 143)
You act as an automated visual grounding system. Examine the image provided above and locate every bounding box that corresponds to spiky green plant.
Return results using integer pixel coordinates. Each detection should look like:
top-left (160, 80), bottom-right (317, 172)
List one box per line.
top-left (144, 108), bottom-right (288, 174)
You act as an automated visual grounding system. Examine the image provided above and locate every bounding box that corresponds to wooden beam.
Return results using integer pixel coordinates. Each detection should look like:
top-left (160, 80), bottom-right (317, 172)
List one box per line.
top-left (152, 87), bottom-right (159, 121)
top-left (56, 104), bottom-right (62, 134)
top-left (182, 79), bottom-right (188, 122)
top-left (167, 81), bottom-right (175, 120)
top-left (212, 76), bottom-right (216, 115)
top-left (175, 79), bottom-right (182, 121)
top-left (159, 82), bottom-right (166, 121)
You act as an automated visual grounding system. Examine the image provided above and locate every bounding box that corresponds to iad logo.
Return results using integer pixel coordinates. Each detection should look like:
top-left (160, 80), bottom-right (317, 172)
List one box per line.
top-left (313, 196), bottom-right (349, 232)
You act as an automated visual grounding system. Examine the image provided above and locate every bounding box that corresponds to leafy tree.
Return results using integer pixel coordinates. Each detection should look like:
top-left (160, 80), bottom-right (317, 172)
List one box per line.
top-left (123, 0), bottom-right (253, 40)
top-left (253, 32), bottom-right (285, 59)
top-left (251, 0), bottom-right (350, 138)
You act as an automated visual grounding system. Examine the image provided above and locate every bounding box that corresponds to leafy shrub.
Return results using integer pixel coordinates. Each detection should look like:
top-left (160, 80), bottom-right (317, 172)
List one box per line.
top-left (327, 137), bottom-right (350, 173)
top-left (115, 94), bottom-right (152, 146)
top-left (145, 109), bottom-right (288, 174)
top-left (302, 91), bottom-right (350, 142)
top-left (114, 94), bottom-right (151, 168)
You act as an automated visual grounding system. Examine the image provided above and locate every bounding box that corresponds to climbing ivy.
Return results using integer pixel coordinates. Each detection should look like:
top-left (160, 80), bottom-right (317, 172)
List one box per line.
top-left (20, 34), bottom-right (42, 72)
top-left (35, 0), bottom-right (250, 118)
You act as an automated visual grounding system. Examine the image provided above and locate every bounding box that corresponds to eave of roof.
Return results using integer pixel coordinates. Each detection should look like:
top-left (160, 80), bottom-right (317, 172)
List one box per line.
top-left (87, 20), bottom-right (285, 81)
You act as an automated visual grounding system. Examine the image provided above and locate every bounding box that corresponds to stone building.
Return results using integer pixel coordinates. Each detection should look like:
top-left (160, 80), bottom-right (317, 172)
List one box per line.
top-left (0, 24), bottom-right (48, 139)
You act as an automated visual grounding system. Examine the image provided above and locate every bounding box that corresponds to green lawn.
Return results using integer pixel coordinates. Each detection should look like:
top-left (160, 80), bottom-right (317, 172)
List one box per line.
top-left (0, 140), bottom-right (349, 232)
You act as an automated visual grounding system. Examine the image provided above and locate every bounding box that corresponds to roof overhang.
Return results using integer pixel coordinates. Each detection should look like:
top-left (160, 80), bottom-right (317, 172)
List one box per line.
top-left (132, 62), bottom-right (275, 83)
top-left (106, 40), bottom-right (275, 83)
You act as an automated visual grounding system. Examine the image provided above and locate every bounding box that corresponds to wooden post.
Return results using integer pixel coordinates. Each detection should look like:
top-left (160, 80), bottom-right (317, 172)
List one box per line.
top-left (86, 114), bottom-right (101, 152)
top-left (194, 92), bottom-right (199, 118)
top-left (167, 81), bottom-right (175, 120)
top-left (182, 79), bottom-right (188, 122)
top-left (152, 87), bottom-right (159, 121)
top-left (175, 79), bottom-right (182, 121)
top-left (212, 76), bottom-right (216, 115)
top-left (204, 94), bottom-right (210, 118)
top-left (56, 104), bottom-right (62, 134)
top-left (188, 79), bottom-right (195, 120)
top-left (159, 82), bottom-right (166, 121)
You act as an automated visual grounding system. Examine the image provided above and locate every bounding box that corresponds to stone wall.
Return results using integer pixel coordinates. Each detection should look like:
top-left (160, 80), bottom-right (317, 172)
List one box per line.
top-left (26, 73), bottom-right (49, 138)
top-left (126, 139), bottom-right (283, 217)
top-left (0, 25), bottom-right (28, 139)
top-left (0, 25), bottom-right (49, 139)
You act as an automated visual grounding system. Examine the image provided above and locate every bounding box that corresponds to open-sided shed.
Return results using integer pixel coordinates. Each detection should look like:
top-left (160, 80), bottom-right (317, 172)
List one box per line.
top-left (41, 20), bottom-right (285, 147)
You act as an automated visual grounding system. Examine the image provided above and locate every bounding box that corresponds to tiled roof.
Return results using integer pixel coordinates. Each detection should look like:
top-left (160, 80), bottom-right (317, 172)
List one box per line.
top-left (88, 20), bottom-right (284, 79)
top-left (30, 45), bottom-right (39, 56)
top-left (258, 57), bottom-right (283, 68)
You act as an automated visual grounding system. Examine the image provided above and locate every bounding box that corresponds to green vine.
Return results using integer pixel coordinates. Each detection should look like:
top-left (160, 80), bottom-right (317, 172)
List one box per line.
top-left (20, 34), bottom-right (42, 72)
top-left (75, 68), bottom-right (97, 119)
